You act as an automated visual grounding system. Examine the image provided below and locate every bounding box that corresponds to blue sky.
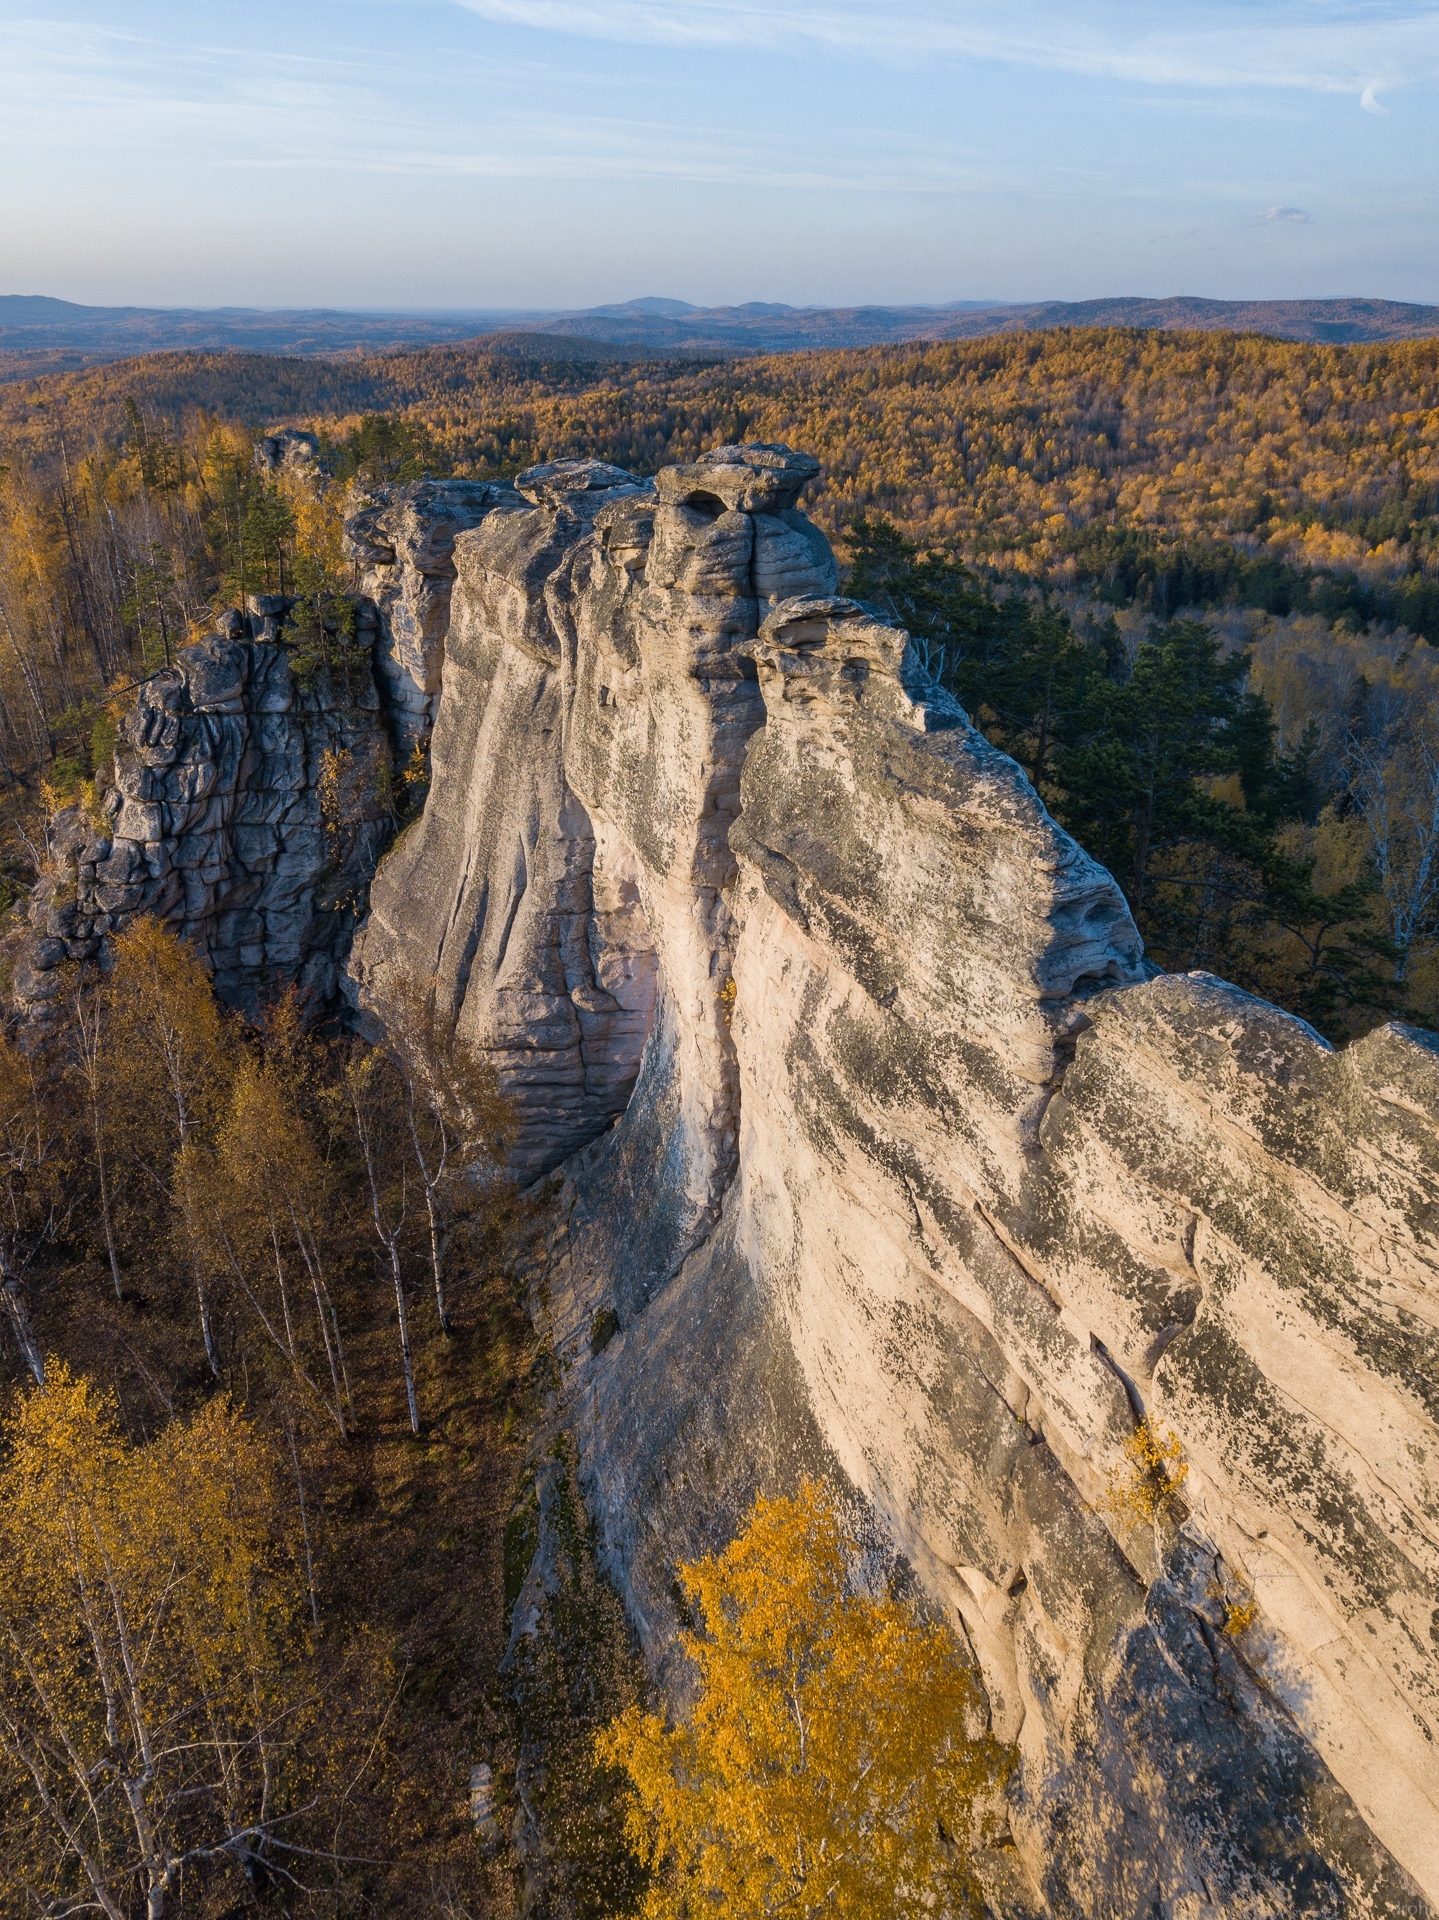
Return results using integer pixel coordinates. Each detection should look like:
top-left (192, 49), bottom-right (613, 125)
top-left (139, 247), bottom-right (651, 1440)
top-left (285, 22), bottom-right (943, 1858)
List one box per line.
top-left (1, 1), bottom-right (1436, 309)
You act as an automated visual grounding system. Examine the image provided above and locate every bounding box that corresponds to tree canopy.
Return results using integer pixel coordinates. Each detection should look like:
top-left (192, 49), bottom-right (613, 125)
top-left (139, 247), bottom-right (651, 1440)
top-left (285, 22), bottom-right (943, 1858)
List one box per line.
top-left (0, 1367), bottom-right (312, 1919)
top-left (599, 1481), bottom-right (1012, 1920)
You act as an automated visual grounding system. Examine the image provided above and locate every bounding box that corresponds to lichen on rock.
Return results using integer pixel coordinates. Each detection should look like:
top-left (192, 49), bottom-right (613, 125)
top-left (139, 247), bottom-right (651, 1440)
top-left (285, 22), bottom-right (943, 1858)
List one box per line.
top-left (15, 437), bottom-right (1435, 1916)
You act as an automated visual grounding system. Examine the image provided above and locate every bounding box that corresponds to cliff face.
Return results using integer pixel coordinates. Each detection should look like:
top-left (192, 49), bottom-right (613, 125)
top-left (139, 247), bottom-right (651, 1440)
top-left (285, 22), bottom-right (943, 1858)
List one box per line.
top-left (355, 448), bottom-right (1439, 1919)
top-left (12, 607), bottom-right (390, 1019)
top-left (345, 479), bottom-right (516, 759)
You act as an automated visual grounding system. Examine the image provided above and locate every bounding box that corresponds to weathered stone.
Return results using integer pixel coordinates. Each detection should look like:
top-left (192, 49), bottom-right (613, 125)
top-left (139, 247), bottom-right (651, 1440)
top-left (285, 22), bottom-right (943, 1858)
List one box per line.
top-left (10, 437), bottom-right (1435, 1912)
top-left (8, 631), bottom-right (391, 1019)
top-left (654, 441), bottom-right (820, 513)
top-left (514, 457), bottom-right (649, 509)
top-left (252, 429), bottom-right (318, 477)
top-left (355, 444), bottom-right (1439, 1917)
top-left (344, 478), bottom-right (522, 757)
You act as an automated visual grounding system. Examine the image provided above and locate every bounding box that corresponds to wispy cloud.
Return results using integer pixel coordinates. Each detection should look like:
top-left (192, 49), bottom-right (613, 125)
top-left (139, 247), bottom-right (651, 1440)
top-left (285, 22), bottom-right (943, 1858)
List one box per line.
top-left (1258, 205), bottom-right (1311, 221)
top-left (0, 21), bottom-right (1010, 193)
top-left (450, 0), bottom-right (1439, 98)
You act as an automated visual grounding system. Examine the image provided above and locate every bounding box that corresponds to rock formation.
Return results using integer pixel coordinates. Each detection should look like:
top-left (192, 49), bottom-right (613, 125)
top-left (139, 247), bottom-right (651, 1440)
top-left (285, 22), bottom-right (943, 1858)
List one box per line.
top-left (10, 600), bottom-right (391, 1019)
top-left (345, 478), bottom-right (520, 759)
top-left (354, 446), bottom-right (1439, 1917)
top-left (11, 437), bottom-right (1435, 1914)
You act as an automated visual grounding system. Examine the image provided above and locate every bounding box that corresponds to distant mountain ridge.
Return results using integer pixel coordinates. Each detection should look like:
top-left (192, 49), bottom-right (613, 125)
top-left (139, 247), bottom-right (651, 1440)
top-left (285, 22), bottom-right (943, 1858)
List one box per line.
top-left (516, 294), bottom-right (1439, 351)
top-left (0, 296), bottom-right (543, 361)
top-left (922, 296), bottom-right (1439, 346)
top-left (1, 293), bottom-right (1436, 373)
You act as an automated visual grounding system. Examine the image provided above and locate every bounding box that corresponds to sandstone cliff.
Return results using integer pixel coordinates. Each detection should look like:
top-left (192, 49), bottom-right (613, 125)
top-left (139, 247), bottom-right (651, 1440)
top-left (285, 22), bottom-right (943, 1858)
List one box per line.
top-left (345, 478), bottom-right (521, 759)
top-left (353, 447), bottom-right (1439, 1918)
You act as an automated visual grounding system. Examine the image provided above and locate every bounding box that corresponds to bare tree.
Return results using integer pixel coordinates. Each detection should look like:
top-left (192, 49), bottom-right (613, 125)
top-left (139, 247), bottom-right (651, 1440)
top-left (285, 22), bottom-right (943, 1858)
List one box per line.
top-left (346, 1050), bottom-right (421, 1435)
top-left (0, 1034), bottom-right (72, 1385)
top-left (0, 1373), bottom-right (329, 1920)
top-left (1344, 726), bottom-right (1439, 985)
top-left (380, 976), bottom-right (511, 1338)
top-left (61, 966), bottom-right (125, 1300)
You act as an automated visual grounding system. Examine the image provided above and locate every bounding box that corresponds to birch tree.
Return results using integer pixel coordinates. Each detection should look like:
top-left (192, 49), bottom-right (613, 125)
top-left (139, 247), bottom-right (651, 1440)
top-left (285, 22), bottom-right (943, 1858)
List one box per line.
top-left (344, 1049), bottom-right (421, 1435)
top-left (599, 1482), bottom-right (1012, 1920)
top-left (1343, 727), bottom-right (1439, 985)
top-left (103, 919), bottom-right (232, 1375)
top-left (0, 1367), bottom-right (314, 1920)
top-left (378, 976), bottom-right (511, 1338)
top-left (183, 1059), bottom-right (353, 1439)
top-left (0, 1033), bottom-right (73, 1386)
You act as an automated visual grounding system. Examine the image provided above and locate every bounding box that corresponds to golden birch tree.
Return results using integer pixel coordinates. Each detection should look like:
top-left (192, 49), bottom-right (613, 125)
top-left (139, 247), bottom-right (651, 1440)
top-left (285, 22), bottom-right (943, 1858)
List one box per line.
top-left (598, 1481), bottom-right (1012, 1920)
top-left (0, 1367), bottom-right (314, 1920)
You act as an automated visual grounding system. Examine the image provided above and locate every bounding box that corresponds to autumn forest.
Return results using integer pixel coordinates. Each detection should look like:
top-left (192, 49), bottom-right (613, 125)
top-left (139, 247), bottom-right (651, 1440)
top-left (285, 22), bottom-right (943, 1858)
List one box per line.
top-left (2, 324), bottom-right (1439, 1916)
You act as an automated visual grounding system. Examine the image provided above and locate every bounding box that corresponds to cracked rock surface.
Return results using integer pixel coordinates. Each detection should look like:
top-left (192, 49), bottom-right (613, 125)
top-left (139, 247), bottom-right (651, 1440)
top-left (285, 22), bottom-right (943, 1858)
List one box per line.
top-left (15, 441), bottom-right (1434, 1916)
top-left (345, 477), bottom-right (522, 760)
top-left (10, 605), bottom-right (391, 1018)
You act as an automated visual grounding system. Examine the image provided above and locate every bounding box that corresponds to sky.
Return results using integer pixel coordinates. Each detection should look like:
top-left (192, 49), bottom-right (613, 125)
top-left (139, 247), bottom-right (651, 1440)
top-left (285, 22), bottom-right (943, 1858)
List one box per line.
top-left (1, 0), bottom-right (1436, 310)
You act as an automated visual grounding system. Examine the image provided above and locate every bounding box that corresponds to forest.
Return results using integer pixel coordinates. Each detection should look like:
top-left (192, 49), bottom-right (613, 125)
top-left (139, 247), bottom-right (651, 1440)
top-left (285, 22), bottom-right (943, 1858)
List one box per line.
top-left (1, 325), bottom-right (1438, 1913)
top-left (1, 326), bottom-right (1436, 1034)
top-left (0, 919), bottom-right (1017, 1916)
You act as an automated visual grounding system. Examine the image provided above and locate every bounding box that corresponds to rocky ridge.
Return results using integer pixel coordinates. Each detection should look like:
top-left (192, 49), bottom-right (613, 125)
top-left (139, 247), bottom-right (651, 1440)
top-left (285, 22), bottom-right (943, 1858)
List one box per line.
top-left (8, 442), bottom-right (1436, 1916)
top-left (353, 447), bottom-right (1439, 1918)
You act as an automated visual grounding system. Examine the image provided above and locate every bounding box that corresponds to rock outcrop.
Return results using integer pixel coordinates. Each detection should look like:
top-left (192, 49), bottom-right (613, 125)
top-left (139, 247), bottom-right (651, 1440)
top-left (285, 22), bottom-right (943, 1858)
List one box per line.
top-left (345, 478), bottom-right (521, 759)
top-left (11, 600), bottom-right (391, 1018)
top-left (13, 437), bottom-right (1433, 1914)
top-left (356, 447), bottom-right (1439, 1918)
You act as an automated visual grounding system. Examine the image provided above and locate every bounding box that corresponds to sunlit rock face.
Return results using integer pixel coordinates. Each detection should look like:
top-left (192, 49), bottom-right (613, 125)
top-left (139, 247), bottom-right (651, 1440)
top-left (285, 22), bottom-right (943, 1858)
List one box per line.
top-left (355, 447), bottom-right (1438, 1918)
top-left (345, 478), bottom-right (519, 760)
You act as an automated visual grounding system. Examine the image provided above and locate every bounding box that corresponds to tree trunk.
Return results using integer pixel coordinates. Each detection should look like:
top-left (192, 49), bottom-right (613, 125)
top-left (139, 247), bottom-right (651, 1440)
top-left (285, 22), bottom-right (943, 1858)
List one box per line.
top-left (423, 1182), bottom-right (450, 1336)
top-left (95, 1119), bottom-right (123, 1301)
top-left (195, 1266), bottom-right (220, 1379)
top-left (0, 1269), bottom-right (45, 1384)
top-left (387, 1243), bottom-right (420, 1435)
top-left (286, 1422), bottom-right (321, 1628)
top-left (294, 1215), bottom-right (347, 1441)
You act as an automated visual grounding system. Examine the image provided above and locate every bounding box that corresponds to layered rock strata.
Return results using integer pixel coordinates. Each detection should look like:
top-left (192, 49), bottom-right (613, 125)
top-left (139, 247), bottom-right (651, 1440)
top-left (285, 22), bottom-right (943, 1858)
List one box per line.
top-left (11, 603), bottom-right (391, 1016)
top-left (11, 437), bottom-right (1429, 1914)
top-left (349, 447), bottom-right (833, 1182)
top-left (357, 447), bottom-right (1439, 1918)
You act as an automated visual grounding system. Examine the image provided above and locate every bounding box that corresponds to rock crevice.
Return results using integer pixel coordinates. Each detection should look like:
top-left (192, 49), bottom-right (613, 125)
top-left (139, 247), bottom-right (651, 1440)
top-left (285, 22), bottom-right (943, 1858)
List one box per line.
top-left (15, 440), bottom-right (1435, 1916)
top-left (12, 603), bottom-right (391, 1017)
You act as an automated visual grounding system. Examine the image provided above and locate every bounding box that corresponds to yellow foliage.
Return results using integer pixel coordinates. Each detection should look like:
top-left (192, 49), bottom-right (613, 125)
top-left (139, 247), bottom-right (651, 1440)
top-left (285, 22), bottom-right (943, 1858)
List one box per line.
top-left (281, 465), bottom-right (347, 577)
top-left (1102, 1418), bottom-right (1189, 1529)
top-left (598, 1481), bottom-right (1012, 1920)
top-left (38, 753), bottom-right (108, 836)
top-left (1207, 1573), bottom-right (1259, 1638)
top-left (0, 1365), bottom-right (310, 1919)
top-left (1222, 1596), bottom-right (1259, 1639)
top-left (105, 916), bottom-right (229, 1156)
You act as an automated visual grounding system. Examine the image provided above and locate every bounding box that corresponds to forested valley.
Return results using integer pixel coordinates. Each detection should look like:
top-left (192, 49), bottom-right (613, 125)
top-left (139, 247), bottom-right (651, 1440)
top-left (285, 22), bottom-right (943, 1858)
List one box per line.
top-left (2, 325), bottom-right (1438, 1915)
